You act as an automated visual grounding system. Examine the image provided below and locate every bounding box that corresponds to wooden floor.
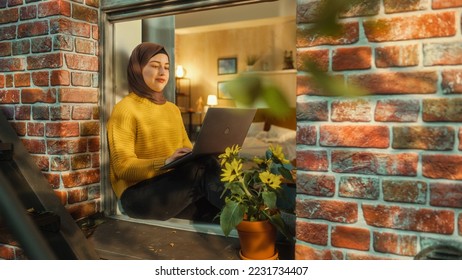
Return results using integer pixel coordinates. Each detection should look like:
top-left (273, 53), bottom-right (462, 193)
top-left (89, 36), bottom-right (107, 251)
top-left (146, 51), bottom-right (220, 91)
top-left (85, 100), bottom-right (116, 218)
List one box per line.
top-left (85, 217), bottom-right (294, 260)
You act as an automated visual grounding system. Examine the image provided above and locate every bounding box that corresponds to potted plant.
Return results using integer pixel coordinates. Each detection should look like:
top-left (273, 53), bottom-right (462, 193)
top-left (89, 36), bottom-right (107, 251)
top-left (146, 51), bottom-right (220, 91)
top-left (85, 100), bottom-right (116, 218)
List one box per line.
top-left (217, 144), bottom-right (294, 260)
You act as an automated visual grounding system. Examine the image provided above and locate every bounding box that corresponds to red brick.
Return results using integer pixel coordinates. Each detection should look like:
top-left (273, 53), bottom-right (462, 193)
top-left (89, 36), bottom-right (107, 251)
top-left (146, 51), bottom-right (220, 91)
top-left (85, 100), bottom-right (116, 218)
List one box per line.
top-left (14, 105), bottom-right (30, 120)
top-left (339, 176), bottom-right (379, 200)
top-left (59, 88), bottom-right (98, 103)
top-left (75, 38), bottom-right (95, 55)
top-left (62, 169), bottom-right (100, 188)
top-left (72, 105), bottom-right (93, 120)
top-left (383, 0), bottom-right (428, 13)
top-left (12, 39), bottom-right (30, 55)
top-left (21, 138), bottom-right (46, 154)
top-left (0, 7), bottom-right (19, 24)
top-left (332, 225), bottom-right (370, 251)
top-left (373, 231), bottom-right (418, 256)
top-left (32, 105), bottom-right (49, 120)
top-left (31, 71), bottom-right (49, 86)
top-left (297, 22), bottom-right (359, 47)
top-left (297, 100), bottom-right (328, 120)
top-left (332, 150), bottom-right (418, 176)
top-left (392, 126), bottom-right (455, 150)
top-left (50, 155), bottom-right (70, 171)
top-left (424, 42), bottom-right (462, 66)
top-left (333, 47), bottom-right (372, 71)
top-left (27, 122), bottom-right (44, 136)
top-left (31, 155), bottom-right (49, 171)
top-left (375, 44), bottom-right (419, 67)
top-left (47, 139), bottom-right (87, 154)
top-left (31, 37), bottom-right (52, 53)
top-left (346, 252), bottom-right (396, 260)
top-left (432, 0), bottom-right (462, 9)
top-left (71, 72), bottom-right (92, 87)
top-left (296, 172), bottom-right (335, 197)
top-left (45, 121), bottom-right (79, 137)
top-left (331, 99), bottom-right (371, 122)
top-left (295, 243), bottom-right (343, 260)
top-left (423, 98), bottom-right (462, 121)
top-left (86, 0), bottom-right (100, 8)
top-left (0, 25), bottom-right (16, 41)
top-left (297, 49), bottom-right (329, 72)
top-left (296, 124), bottom-right (316, 145)
top-left (296, 198), bottom-right (358, 223)
top-left (0, 74), bottom-right (4, 87)
top-left (296, 221), bottom-right (328, 245)
top-left (0, 89), bottom-right (20, 103)
top-left (0, 42), bottom-right (12, 56)
top-left (375, 99), bottom-right (420, 122)
top-left (50, 70), bottom-right (70, 86)
top-left (43, 172), bottom-right (61, 189)
top-left (0, 245), bottom-right (15, 260)
top-left (297, 150), bottom-right (328, 171)
top-left (38, 0), bottom-right (71, 17)
top-left (362, 204), bottom-right (454, 234)
top-left (88, 137), bottom-right (100, 152)
top-left (53, 34), bottom-right (73, 51)
top-left (21, 88), bottom-right (56, 103)
top-left (72, 3), bottom-right (98, 24)
top-left (50, 104), bottom-right (71, 120)
top-left (91, 152), bottom-right (100, 168)
top-left (363, 12), bottom-right (456, 42)
top-left (27, 53), bottom-right (63, 70)
top-left (67, 188), bottom-right (89, 204)
top-left (422, 154), bottom-right (462, 180)
top-left (320, 125), bottom-right (389, 148)
top-left (92, 24), bottom-right (99, 40)
top-left (339, 0), bottom-right (380, 18)
top-left (20, 5), bottom-right (36, 20)
top-left (442, 69), bottom-right (462, 94)
top-left (14, 72), bottom-right (30, 87)
top-left (348, 72), bottom-right (437, 95)
top-left (64, 53), bottom-right (98, 71)
top-left (66, 200), bottom-right (99, 220)
top-left (430, 182), bottom-right (462, 208)
top-left (50, 17), bottom-right (91, 38)
top-left (80, 121), bottom-right (99, 136)
top-left (0, 57), bottom-right (25, 71)
top-left (17, 20), bottom-right (49, 38)
top-left (71, 154), bottom-right (91, 170)
top-left (383, 180), bottom-right (427, 204)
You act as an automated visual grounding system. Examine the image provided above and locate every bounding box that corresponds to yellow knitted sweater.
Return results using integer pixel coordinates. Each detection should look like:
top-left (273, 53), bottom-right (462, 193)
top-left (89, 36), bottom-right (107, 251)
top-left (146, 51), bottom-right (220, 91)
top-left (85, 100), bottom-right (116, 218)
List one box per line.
top-left (107, 93), bottom-right (192, 197)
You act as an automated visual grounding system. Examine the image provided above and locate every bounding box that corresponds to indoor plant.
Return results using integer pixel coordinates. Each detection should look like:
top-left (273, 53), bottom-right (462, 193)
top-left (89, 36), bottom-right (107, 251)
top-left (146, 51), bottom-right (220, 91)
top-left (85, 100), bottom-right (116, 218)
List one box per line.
top-left (218, 144), bottom-right (294, 259)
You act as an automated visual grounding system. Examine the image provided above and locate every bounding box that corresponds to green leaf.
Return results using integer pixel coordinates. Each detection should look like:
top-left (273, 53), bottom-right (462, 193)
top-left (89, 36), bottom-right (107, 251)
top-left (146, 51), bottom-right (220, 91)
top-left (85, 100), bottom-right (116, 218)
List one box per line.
top-left (278, 166), bottom-right (294, 182)
top-left (265, 212), bottom-right (293, 241)
top-left (229, 182), bottom-right (245, 196)
top-left (262, 191), bottom-right (277, 209)
top-left (220, 201), bottom-right (244, 236)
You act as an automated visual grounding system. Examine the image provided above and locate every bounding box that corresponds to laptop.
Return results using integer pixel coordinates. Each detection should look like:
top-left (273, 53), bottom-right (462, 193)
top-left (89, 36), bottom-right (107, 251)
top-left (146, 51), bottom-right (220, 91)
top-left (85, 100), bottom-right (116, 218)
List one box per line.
top-left (160, 107), bottom-right (257, 170)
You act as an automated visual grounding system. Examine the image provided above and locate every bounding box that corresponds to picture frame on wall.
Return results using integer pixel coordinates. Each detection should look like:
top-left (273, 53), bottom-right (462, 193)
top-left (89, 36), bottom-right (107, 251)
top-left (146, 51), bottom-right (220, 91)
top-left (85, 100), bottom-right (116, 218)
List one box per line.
top-left (217, 57), bottom-right (237, 75)
top-left (217, 81), bottom-right (232, 99)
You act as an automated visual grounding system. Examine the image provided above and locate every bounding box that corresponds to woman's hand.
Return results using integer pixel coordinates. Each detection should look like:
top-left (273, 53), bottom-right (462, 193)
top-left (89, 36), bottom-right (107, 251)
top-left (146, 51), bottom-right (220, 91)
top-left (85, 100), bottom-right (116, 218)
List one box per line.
top-left (165, 147), bottom-right (192, 165)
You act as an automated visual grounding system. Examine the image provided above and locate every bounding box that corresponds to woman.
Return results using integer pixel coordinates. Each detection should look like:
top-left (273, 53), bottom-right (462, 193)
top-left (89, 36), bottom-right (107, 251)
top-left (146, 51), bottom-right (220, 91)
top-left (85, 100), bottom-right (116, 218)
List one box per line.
top-left (107, 42), bottom-right (223, 221)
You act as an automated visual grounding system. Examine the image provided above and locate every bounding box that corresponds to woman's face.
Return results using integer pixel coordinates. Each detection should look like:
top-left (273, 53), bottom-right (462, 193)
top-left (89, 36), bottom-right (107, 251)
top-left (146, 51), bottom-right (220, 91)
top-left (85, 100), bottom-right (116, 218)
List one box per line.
top-left (142, 53), bottom-right (170, 92)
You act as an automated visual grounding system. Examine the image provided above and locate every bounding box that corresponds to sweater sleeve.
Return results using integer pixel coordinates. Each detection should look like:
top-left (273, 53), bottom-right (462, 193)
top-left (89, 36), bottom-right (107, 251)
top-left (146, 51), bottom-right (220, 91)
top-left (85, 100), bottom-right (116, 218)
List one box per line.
top-left (108, 108), bottom-right (164, 183)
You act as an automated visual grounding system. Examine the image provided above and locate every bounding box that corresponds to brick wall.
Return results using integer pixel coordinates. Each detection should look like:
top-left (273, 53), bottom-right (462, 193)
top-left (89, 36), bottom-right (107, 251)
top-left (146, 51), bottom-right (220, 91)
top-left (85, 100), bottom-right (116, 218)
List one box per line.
top-left (295, 0), bottom-right (462, 259)
top-left (0, 0), bottom-right (100, 259)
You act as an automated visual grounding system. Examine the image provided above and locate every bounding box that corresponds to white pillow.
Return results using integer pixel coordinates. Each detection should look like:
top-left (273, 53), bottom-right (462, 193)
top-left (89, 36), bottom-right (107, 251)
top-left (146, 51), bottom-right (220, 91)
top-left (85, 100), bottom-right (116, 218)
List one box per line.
top-left (246, 122), bottom-right (265, 137)
top-left (267, 125), bottom-right (296, 142)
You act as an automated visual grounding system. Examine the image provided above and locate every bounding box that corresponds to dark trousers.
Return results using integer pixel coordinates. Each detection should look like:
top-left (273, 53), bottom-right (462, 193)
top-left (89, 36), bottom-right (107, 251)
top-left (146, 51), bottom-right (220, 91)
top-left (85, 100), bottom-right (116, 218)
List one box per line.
top-left (120, 156), bottom-right (224, 220)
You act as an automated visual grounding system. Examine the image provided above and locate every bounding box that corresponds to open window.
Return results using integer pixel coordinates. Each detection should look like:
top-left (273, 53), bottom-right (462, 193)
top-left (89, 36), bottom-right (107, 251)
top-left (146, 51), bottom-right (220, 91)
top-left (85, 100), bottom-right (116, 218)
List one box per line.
top-left (100, 0), bottom-right (296, 235)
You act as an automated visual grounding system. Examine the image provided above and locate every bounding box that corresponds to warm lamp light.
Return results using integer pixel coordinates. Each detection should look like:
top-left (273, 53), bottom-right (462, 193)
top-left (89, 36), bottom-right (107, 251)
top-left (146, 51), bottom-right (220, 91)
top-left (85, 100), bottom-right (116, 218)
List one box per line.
top-left (175, 65), bottom-right (186, 78)
top-left (207, 94), bottom-right (218, 107)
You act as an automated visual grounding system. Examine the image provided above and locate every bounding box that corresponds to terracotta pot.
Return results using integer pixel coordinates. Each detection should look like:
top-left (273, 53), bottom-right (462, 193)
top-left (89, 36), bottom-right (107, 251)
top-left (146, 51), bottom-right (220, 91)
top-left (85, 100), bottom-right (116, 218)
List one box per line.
top-left (236, 219), bottom-right (278, 260)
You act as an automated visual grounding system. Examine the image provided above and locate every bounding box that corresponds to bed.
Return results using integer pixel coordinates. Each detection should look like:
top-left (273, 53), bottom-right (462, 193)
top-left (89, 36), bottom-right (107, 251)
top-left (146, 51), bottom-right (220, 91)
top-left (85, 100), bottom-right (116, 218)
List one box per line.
top-left (240, 108), bottom-right (296, 164)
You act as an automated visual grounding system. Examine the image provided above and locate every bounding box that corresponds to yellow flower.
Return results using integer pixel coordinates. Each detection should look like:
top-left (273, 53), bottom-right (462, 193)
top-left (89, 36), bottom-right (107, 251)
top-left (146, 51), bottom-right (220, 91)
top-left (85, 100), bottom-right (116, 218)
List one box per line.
top-left (221, 158), bottom-right (243, 183)
top-left (270, 144), bottom-right (290, 164)
top-left (218, 144), bottom-right (241, 166)
top-left (259, 170), bottom-right (282, 189)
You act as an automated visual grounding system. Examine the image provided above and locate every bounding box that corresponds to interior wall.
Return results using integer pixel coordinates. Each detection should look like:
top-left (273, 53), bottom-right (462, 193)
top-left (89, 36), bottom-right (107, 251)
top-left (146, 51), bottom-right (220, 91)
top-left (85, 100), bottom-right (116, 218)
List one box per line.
top-left (175, 18), bottom-right (296, 111)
